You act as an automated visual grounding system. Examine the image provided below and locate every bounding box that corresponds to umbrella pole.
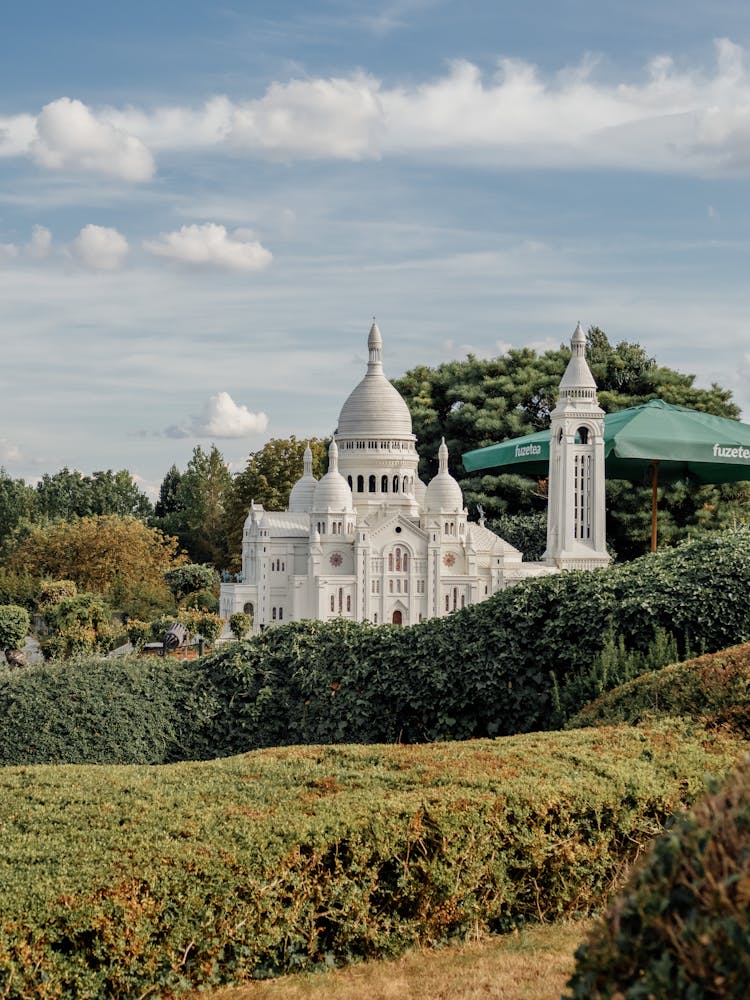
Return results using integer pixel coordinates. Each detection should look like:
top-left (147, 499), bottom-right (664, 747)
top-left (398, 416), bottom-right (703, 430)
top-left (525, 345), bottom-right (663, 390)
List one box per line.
top-left (650, 460), bottom-right (659, 552)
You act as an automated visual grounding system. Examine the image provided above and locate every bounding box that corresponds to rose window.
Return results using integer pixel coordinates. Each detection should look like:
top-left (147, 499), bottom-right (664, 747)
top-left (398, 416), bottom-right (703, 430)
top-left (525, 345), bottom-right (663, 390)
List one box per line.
top-left (329, 552), bottom-right (343, 567)
top-left (443, 552), bottom-right (456, 567)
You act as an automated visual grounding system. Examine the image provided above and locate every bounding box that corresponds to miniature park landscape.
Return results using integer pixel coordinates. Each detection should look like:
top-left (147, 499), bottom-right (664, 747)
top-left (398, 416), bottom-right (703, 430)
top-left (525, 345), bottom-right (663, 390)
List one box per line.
top-left (1, 331), bottom-right (750, 998)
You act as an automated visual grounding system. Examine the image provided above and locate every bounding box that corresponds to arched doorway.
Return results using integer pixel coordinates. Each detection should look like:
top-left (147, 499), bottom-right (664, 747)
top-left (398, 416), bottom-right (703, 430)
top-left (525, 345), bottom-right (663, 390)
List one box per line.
top-left (392, 609), bottom-right (402, 625)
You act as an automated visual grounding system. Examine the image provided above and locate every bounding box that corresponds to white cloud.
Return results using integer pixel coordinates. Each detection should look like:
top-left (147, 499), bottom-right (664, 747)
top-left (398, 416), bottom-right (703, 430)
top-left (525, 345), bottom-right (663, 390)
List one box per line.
top-left (144, 223), bottom-right (272, 272)
top-left (69, 224), bottom-right (129, 271)
top-left (31, 97), bottom-right (154, 181)
top-left (0, 437), bottom-right (21, 462)
top-left (27, 225), bottom-right (52, 259)
top-left (0, 243), bottom-right (19, 262)
top-left (168, 392), bottom-right (269, 439)
top-left (0, 113), bottom-right (36, 157)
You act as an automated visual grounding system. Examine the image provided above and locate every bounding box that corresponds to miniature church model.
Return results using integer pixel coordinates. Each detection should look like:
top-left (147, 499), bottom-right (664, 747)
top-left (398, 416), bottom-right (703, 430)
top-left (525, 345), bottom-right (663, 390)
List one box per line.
top-left (220, 321), bottom-right (606, 632)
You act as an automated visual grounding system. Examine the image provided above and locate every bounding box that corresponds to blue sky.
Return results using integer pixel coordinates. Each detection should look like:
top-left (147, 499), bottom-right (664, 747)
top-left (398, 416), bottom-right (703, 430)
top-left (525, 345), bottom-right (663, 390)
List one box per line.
top-left (2, 1), bottom-right (750, 496)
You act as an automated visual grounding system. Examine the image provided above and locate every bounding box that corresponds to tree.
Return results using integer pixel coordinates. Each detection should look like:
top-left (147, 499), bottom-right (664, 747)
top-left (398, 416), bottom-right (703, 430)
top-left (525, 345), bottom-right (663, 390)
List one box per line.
top-left (3, 516), bottom-right (183, 618)
top-left (0, 604), bottom-right (30, 668)
top-left (153, 464), bottom-right (182, 520)
top-left (164, 564), bottom-right (220, 602)
top-left (35, 467), bottom-right (152, 520)
top-left (223, 436), bottom-right (327, 568)
top-left (41, 592), bottom-right (118, 660)
top-left (393, 327), bottom-right (746, 558)
top-left (170, 445), bottom-right (233, 566)
top-left (0, 469), bottom-right (37, 553)
top-left (228, 611), bottom-right (252, 640)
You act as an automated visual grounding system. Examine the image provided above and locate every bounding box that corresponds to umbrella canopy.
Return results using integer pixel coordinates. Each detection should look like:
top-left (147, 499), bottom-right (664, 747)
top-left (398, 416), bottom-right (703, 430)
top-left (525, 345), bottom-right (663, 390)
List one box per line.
top-left (462, 399), bottom-right (750, 550)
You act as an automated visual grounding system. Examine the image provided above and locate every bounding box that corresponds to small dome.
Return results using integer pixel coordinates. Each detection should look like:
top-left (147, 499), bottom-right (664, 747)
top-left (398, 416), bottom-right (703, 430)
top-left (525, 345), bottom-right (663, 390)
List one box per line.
top-left (312, 440), bottom-right (354, 512)
top-left (560, 321), bottom-right (597, 391)
top-left (289, 444), bottom-right (318, 512)
top-left (425, 439), bottom-right (464, 513)
top-left (337, 322), bottom-right (414, 437)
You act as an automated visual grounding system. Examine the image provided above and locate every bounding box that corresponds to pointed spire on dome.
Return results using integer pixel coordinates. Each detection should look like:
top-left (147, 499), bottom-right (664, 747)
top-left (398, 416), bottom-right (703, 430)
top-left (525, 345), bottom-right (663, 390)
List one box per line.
top-left (438, 437), bottom-right (449, 473)
top-left (303, 443), bottom-right (313, 475)
top-left (559, 321), bottom-right (597, 393)
top-left (571, 320), bottom-right (586, 356)
top-left (367, 319), bottom-right (383, 374)
top-left (328, 438), bottom-right (339, 471)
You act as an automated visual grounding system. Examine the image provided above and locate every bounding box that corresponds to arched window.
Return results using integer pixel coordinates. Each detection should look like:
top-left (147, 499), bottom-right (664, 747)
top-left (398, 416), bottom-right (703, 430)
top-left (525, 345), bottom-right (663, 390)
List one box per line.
top-left (403, 476), bottom-right (408, 493)
top-left (272, 607), bottom-right (277, 620)
top-left (279, 607), bottom-right (283, 620)
top-left (357, 475), bottom-right (364, 492)
top-left (393, 475), bottom-right (399, 493)
top-left (395, 547), bottom-right (402, 571)
top-left (330, 594), bottom-right (335, 612)
top-left (577, 426), bottom-right (589, 444)
top-left (461, 595), bottom-right (465, 608)
top-left (403, 552), bottom-right (408, 572)
top-left (347, 475), bottom-right (353, 489)
top-left (445, 594), bottom-right (449, 611)
top-left (243, 602), bottom-right (254, 617)
top-left (381, 474), bottom-right (388, 492)
top-left (338, 587), bottom-right (343, 612)
top-left (388, 552), bottom-right (393, 571)
top-left (389, 579), bottom-right (394, 593)
top-left (453, 587), bottom-right (458, 610)
top-left (369, 474), bottom-right (376, 492)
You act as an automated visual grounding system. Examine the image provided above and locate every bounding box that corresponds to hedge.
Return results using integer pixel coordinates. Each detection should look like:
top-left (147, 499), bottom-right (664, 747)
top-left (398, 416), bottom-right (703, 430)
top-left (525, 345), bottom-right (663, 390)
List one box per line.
top-left (567, 754), bottom-right (750, 999)
top-left (0, 722), bottom-right (743, 998)
top-left (569, 642), bottom-right (750, 737)
top-left (0, 656), bottom-right (218, 766)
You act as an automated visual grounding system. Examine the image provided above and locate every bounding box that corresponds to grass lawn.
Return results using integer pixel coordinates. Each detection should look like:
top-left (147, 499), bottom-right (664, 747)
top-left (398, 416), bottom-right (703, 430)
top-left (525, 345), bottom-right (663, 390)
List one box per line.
top-left (199, 920), bottom-right (590, 1000)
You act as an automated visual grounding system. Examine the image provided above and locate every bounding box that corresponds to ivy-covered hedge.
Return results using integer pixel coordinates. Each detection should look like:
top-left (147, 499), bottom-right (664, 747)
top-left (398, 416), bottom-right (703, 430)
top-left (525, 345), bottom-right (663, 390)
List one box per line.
top-left (0, 723), bottom-right (743, 998)
top-left (567, 755), bottom-right (750, 999)
top-left (2, 529), bottom-right (749, 765)
top-left (0, 656), bottom-right (218, 766)
top-left (569, 642), bottom-right (750, 737)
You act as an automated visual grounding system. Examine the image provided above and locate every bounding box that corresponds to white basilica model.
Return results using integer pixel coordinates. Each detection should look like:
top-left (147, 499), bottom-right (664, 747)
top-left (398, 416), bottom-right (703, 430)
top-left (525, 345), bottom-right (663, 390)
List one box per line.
top-left (220, 321), bottom-right (606, 631)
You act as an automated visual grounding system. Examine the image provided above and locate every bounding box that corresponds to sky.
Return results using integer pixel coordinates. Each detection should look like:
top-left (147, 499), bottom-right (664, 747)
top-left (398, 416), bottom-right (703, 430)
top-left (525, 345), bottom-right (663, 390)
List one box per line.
top-left (2, 0), bottom-right (750, 498)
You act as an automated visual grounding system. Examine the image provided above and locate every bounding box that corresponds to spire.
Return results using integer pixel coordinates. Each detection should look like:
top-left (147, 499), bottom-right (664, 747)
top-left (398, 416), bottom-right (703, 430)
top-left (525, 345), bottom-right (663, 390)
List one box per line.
top-left (438, 437), bottom-right (449, 473)
top-left (367, 319), bottom-right (383, 374)
top-left (303, 444), bottom-right (313, 476)
top-left (559, 321), bottom-right (597, 394)
top-left (571, 320), bottom-right (586, 356)
top-left (328, 438), bottom-right (339, 472)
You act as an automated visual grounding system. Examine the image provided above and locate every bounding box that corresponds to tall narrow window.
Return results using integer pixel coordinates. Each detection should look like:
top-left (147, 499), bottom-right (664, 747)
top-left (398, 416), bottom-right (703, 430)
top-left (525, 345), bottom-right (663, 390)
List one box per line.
top-left (357, 475), bottom-right (364, 492)
top-left (403, 476), bottom-right (408, 493)
top-left (388, 552), bottom-right (393, 571)
top-left (395, 547), bottom-right (402, 571)
top-left (347, 475), bottom-right (353, 489)
top-left (445, 594), bottom-right (449, 611)
top-left (369, 474), bottom-right (376, 493)
top-left (279, 607), bottom-right (283, 620)
top-left (330, 594), bottom-right (335, 612)
top-left (381, 474), bottom-right (388, 492)
top-left (346, 594), bottom-right (351, 612)
top-left (393, 475), bottom-right (399, 493)
top-left (403, 552), bottom-right (409, 572)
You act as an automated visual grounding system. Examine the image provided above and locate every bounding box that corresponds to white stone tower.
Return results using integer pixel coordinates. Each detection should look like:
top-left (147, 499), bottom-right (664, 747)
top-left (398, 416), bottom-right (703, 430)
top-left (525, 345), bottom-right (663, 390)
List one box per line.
top-left (544, 322), bottom-right (609, 570)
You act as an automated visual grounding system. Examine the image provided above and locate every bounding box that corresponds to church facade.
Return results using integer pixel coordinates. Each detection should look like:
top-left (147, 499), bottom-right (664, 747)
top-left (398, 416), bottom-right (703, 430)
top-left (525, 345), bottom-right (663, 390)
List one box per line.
top-left (219, 321), bottom-right (607, 632)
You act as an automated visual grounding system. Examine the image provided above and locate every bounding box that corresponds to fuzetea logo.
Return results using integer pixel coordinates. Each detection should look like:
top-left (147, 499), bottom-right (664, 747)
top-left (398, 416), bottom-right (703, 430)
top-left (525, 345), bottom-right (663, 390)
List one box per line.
top-left (713, 443), bottom-right (750, 460)
top-left (514, 444), bottom-right (543, 457)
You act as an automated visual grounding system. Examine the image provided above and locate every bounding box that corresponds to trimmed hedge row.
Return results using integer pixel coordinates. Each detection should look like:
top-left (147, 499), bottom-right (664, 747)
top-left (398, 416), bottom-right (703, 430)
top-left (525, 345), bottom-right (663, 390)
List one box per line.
top-left (568, 754), bottom-right (750, 999)
top-left (1, 528), bottom-right (749, 765)
top-left (0, 722), bottom-right (743, 998)
top-left (0, 656), bottom-right (217, 765)
top-left (569, 642), bottom-right (750, 737)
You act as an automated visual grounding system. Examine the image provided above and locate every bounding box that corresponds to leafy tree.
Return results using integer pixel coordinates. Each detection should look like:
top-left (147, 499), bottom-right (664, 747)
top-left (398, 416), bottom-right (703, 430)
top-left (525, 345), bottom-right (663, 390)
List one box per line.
top-left (35, 468), bottom-right (152, 520)
top-left (229, 611), bottom-right (252, 640)
top-left (170, 446), bottom-right (233, 566)
top-left (223, 436), bottom-right (327, 568)
top-left (393, 327), bottom-right (746, 558)
top-left (154, 464), bottom-right (182, 519)
top-left (0, 469), bottom-right (37, 553)
top-left (42, 592), bottom-right (119, 660)
top-left (0, 604), bottom-right (30, 667)
top-left (164, 564), bottom-right (220, 602)
top-left (3, 516), bottom-right (182, 618)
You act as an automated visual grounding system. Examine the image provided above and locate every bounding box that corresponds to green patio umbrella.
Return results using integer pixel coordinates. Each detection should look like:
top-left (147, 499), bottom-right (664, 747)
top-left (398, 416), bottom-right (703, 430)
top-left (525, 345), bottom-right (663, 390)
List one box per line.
top-left (462, 399), bottom-right (750, 551)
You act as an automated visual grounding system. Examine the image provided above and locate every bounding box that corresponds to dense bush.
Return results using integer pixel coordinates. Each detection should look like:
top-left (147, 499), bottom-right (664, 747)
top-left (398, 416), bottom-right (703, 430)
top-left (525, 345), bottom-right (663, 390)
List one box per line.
top-left (0, 604), bottom-right (30, 653)
top-left (568, 755), bottom-right (750, 999)
top-left (0, 723), bottom-right (743, 998)
top-left (0, 656), bottom-right (218, 765)
top-left (569, 642), bottom-right (750, 737)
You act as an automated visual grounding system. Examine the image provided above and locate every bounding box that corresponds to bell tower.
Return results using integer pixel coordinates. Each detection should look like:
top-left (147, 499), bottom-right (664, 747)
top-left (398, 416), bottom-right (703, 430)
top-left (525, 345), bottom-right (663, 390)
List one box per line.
top-left (544, 322), bottom-right (609, 571)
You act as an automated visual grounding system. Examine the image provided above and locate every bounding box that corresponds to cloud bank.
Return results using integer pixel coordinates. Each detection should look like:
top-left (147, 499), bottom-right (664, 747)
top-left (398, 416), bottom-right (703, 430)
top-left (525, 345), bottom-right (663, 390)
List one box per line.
top-left (4, 39), bottom-right (750, 178)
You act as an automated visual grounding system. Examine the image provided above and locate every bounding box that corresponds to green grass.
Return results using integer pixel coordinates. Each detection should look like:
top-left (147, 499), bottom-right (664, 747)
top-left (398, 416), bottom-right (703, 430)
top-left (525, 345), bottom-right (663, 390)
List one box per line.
top-left (0, 721), bottom-right (744, 998)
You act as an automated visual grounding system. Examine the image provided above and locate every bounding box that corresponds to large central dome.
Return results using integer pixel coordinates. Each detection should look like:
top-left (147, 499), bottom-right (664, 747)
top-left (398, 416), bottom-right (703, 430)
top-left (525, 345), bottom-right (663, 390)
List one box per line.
top-left (336, 322), bottom-right (413, 438)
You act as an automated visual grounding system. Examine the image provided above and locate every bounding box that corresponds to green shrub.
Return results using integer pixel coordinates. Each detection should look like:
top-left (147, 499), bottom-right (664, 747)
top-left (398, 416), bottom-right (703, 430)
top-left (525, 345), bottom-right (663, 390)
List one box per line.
top-left (40, 592), bottom-right (120, 659)
top-left (0, 655), bottom-right (218, 765)
top-left (182, 587), bottom-right (219, 612)
top-left (567, 755), bottom-right (750, 999)
top-left (0, 604), bottom-right (30, 654)
top-left (0, 722), bottom-right (742, 998)
top-left (0, 568), bottom-right (39, 610)
top-left (164, 563), bottom-right (219, 600)
top-left (569, 642), bottom-right (750, 737)
top-left (229, 611), bottom-right (252, 641)
top-left (38, 578), bottom-right (78, 608)
top-left (125, 618), bottom-right (152, 650)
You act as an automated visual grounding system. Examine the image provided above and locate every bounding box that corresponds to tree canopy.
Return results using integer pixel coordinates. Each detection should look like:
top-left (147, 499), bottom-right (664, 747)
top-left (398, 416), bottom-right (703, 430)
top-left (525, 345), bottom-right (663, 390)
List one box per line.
top-left (4, 516), bottom-right (184, 618)
top-left (35, 468), bottom-right (153, 521)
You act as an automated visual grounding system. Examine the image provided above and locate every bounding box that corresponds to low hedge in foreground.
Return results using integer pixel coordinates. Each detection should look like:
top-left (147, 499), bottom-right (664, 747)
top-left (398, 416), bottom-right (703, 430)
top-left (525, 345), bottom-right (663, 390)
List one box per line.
top-left (568, 755), bottom-right (750, 999)
top-left (0, 655), bottom-right (217, 765)
top-left (569, 642), bottom-right (750, 738)
top-left (0, 722), bottom-right (744, 998)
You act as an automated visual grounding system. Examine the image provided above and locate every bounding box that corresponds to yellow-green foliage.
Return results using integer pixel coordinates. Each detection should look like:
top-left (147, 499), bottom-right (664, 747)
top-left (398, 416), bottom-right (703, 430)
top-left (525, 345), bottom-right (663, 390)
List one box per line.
top-left (570, 642), bottom-right (750, 737)
top-left (568, 755), bottom-right (750, 999)
top-left (0, 722), bottom-right (744, 998)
